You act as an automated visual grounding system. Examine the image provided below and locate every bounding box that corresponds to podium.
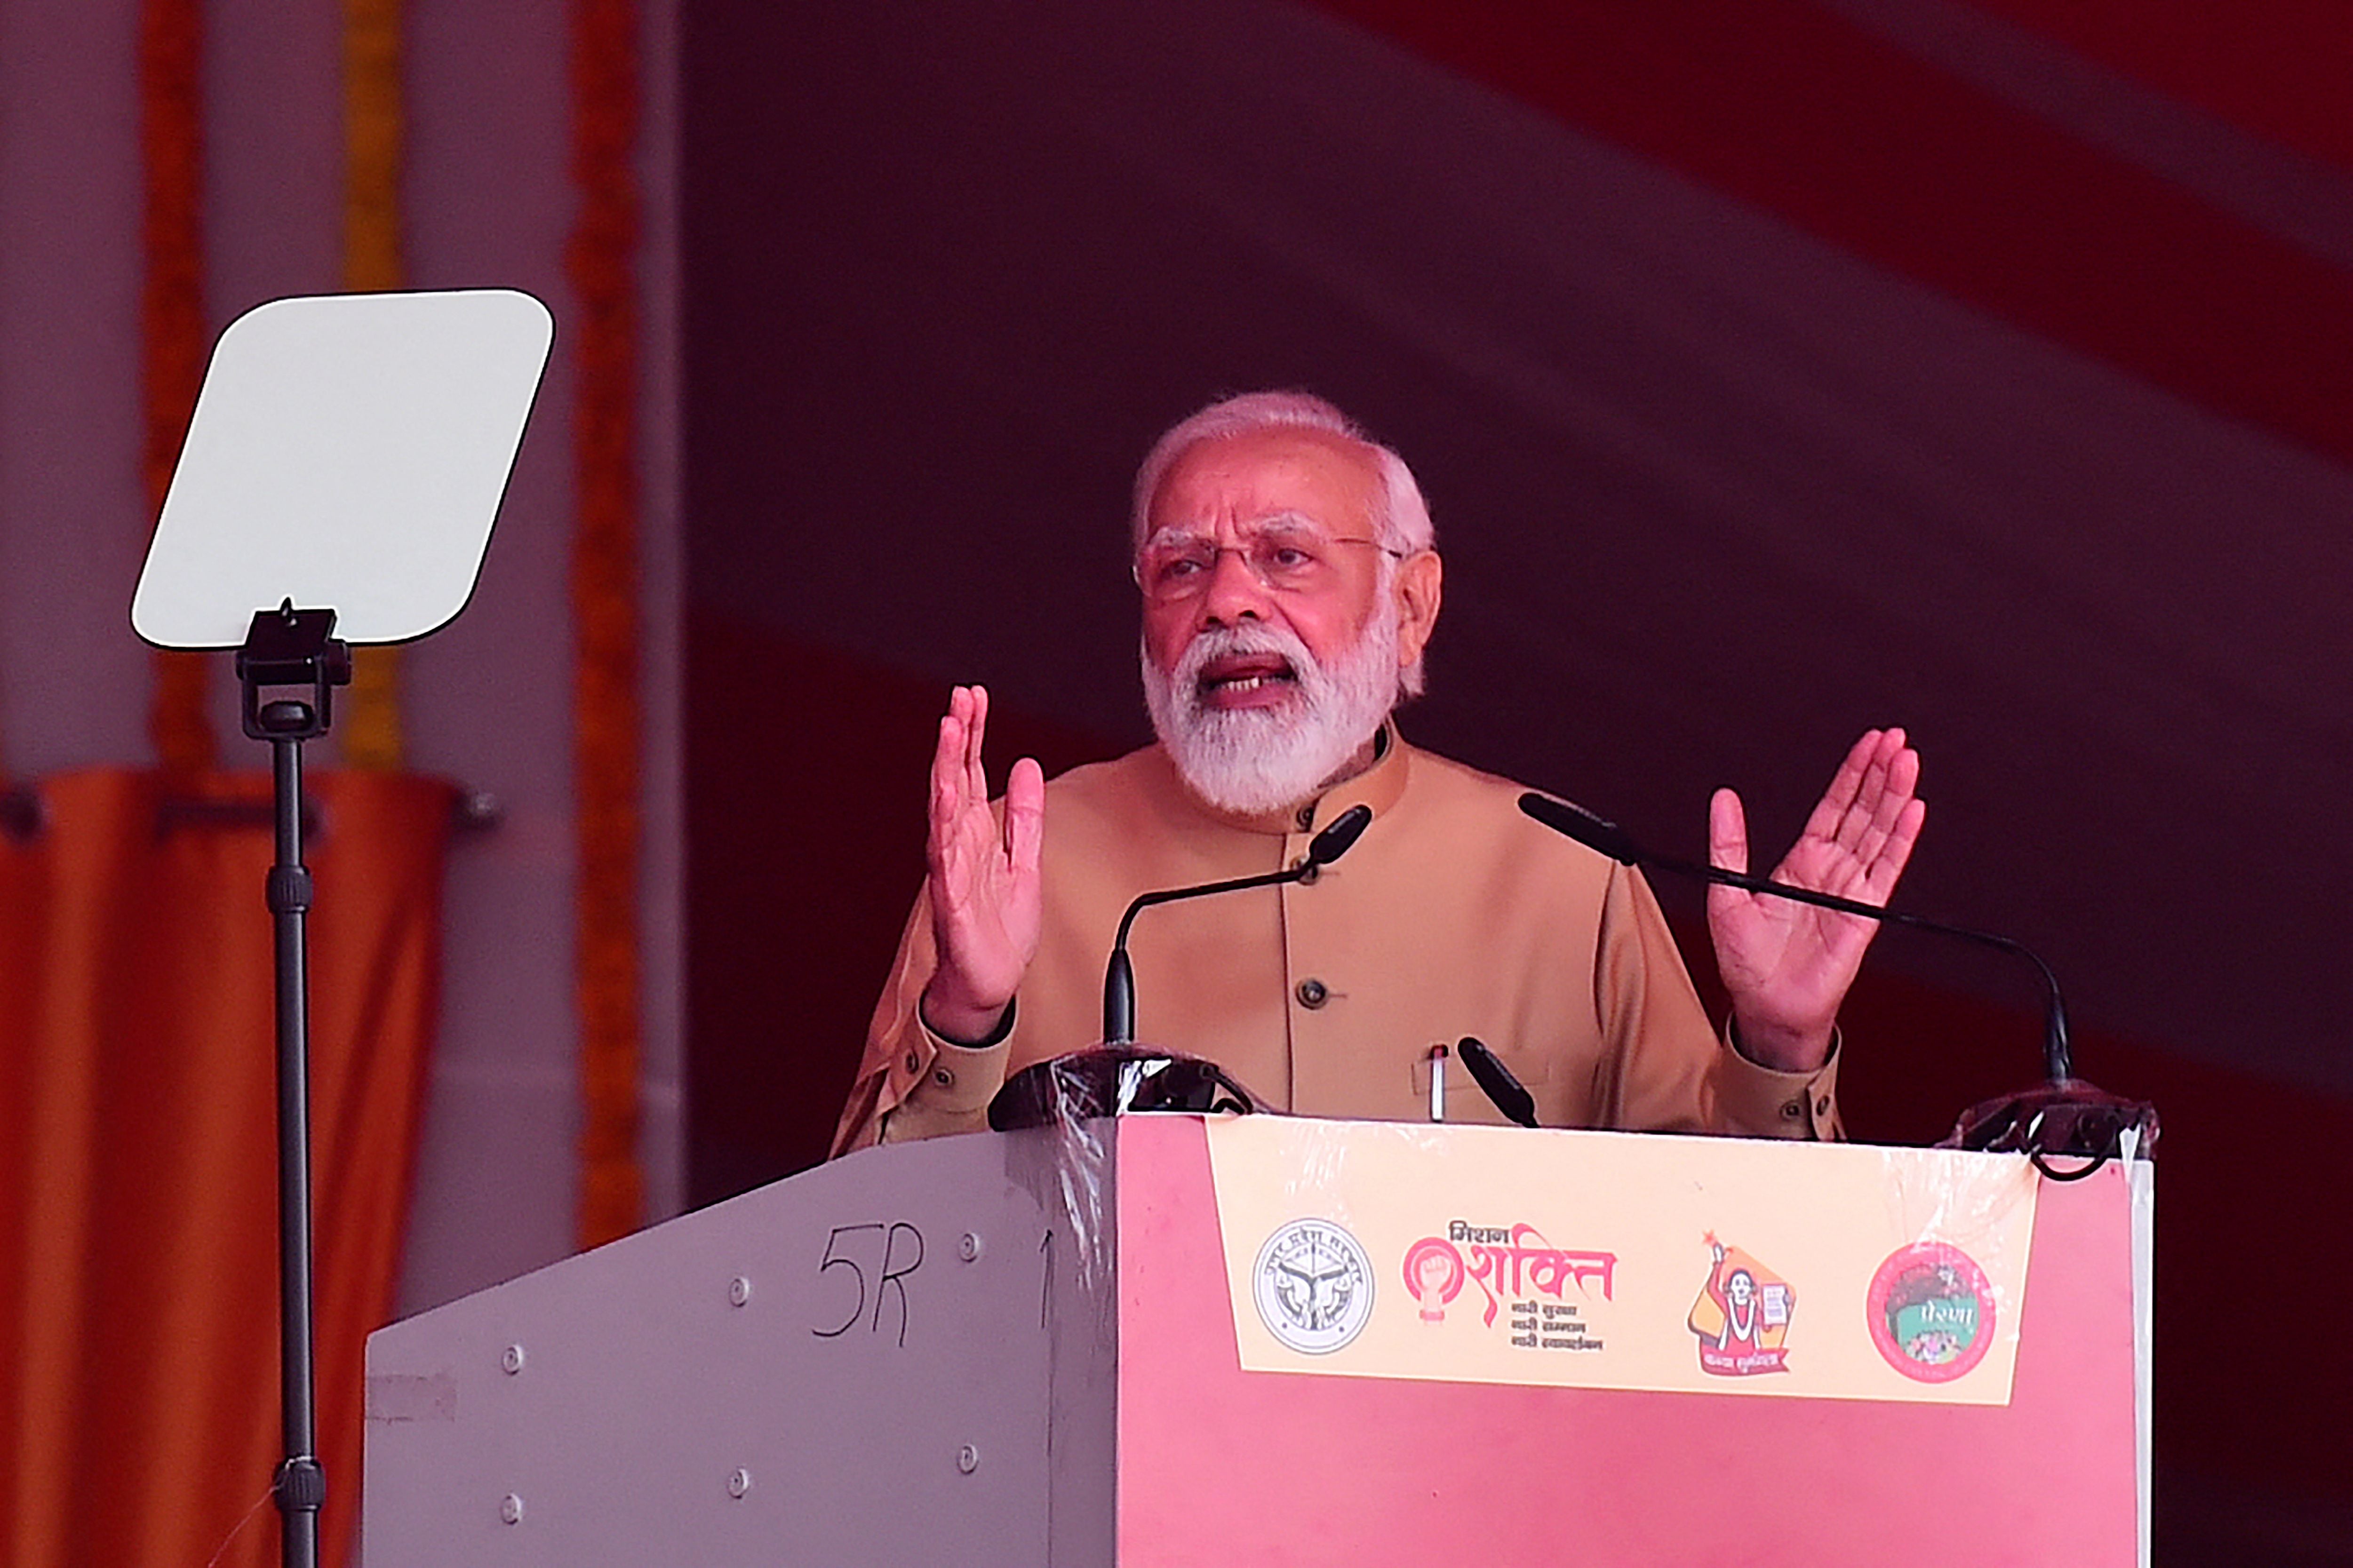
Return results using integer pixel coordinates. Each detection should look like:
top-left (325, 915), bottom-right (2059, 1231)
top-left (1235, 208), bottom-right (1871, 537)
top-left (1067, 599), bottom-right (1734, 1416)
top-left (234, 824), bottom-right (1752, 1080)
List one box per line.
top-left (363, 1115), bottom-right (2150, 1565)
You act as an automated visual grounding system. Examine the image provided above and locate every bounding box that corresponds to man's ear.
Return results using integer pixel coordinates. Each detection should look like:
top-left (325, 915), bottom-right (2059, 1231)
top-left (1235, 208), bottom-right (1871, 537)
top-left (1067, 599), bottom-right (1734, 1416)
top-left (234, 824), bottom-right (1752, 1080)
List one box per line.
top-left (1394, 549), bottom-right (1443, 670)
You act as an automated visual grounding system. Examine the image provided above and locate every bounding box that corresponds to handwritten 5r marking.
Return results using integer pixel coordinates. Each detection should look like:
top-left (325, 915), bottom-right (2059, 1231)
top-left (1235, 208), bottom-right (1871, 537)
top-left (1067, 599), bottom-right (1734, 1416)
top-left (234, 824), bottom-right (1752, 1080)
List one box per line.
top-left (811, 1222), bottom-right (925, 1347)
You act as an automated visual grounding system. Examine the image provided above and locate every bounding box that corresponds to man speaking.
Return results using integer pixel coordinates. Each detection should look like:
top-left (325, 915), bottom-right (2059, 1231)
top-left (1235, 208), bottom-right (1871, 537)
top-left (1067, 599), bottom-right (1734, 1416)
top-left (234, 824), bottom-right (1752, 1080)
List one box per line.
top-left (832, 392), bottom-right (1922, 1152)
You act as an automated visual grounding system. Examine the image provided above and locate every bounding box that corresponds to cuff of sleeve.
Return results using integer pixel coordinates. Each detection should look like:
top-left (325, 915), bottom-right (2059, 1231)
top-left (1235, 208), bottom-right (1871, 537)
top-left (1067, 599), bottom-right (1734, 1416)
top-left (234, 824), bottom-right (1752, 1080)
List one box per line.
top-left (1718, 1020), bottom-right (1842, 1140)
top-left (894, 998), bottom-right (1017, 1121)
top-left (910, 1035), bottom-right (1012, 1116)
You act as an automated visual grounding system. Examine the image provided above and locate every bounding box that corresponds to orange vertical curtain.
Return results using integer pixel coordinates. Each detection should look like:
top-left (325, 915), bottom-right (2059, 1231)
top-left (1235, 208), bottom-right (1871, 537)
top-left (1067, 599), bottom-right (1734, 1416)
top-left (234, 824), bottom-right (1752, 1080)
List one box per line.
top-left (140, 0), bottom-right (214, 776)
top-left (340, 0), bottom-right (407, 771)
top-left (569, 0), bottom-right (644, 1251)
top-left (0, 772), bottom-right (452, 1568)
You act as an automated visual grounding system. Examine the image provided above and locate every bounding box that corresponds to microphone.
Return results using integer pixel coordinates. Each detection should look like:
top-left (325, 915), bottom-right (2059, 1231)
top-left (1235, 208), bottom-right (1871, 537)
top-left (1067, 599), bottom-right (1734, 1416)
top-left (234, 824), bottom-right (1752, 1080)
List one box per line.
top-left (1455, 1036), bottom-right (1538, 1128)
top-left (1102, 803), bottom-right (1373, 1045)
top-left (1516, 791), bottom-right (2074, 1084)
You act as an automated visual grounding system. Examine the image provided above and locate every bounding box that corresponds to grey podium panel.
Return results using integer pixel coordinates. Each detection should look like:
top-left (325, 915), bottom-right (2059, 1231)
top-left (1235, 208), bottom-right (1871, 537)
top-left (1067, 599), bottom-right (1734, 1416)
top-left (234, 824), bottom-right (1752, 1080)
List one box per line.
top-left (364, 1130), bottom-right (1118, 1567)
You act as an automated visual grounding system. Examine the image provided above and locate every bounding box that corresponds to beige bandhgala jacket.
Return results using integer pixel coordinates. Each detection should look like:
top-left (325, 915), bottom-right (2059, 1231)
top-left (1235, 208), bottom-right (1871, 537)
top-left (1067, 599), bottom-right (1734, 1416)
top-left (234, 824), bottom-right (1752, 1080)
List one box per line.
top-left (832, 730), bottom-right (1839, 1154)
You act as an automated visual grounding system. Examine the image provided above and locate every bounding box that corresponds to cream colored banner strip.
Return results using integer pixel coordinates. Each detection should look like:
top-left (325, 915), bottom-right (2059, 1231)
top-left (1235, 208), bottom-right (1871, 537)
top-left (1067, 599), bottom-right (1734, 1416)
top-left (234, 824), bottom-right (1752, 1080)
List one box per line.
top-left (1204, 1117), bottom-right (2039, 1405)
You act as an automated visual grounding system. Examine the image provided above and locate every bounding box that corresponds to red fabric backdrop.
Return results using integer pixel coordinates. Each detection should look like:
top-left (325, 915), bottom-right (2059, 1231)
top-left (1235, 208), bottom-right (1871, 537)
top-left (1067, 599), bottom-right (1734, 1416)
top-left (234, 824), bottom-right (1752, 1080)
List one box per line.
top-left (0, 769), bottom-right (450, 1568)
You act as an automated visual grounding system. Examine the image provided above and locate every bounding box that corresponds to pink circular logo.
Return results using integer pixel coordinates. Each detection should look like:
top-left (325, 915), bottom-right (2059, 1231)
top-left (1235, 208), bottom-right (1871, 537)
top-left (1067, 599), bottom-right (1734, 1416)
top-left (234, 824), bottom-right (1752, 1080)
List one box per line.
top-left (1866, 1242), bottom-right (1994, 1383)
top-left (1401, 1238), bottom-right (1465, 1322)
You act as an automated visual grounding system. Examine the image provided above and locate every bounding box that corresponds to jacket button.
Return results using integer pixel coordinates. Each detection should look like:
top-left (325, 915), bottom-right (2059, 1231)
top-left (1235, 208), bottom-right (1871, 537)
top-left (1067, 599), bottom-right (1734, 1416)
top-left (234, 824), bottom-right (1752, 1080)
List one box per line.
top-left (1779, 1099), bottom-right (1803, 1120)
top-left (1296, 978), bottom-right (1329, 1009)
top-left (1815, 1095), bottom-right (1832, 1117)
top-left (1292, 855), bottom-right (1320, 885)
top-left (933, 1067), bottom-right (956, 1088)
top-left (905, 1050), bottom-right (922, 1074)
top-left (1295, 804), bottom-right (1316, 831)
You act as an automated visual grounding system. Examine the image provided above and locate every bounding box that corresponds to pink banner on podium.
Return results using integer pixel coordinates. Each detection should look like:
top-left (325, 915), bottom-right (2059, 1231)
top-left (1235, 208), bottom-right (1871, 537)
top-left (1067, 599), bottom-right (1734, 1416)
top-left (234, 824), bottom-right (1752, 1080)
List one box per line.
top-left (1119, 1116), bottom-right (2146, 1567)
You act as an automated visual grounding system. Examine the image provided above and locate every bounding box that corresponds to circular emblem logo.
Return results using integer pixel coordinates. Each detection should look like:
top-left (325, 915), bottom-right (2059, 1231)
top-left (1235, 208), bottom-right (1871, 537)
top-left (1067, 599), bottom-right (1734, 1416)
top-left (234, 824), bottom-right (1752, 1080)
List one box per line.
top-left (1401, 1237), bottom-right (1466, 1321)
top-left (1866, 1242), bottom-right (1995, 1383)
top-left (1252, 1219), bottom-right (1375, 1354)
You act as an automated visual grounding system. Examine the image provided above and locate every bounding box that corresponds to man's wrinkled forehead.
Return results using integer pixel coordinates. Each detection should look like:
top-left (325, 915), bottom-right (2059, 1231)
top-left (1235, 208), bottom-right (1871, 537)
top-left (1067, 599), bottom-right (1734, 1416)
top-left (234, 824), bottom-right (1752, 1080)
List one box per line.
top-left (1143, 427), bottom-right (1381, 541)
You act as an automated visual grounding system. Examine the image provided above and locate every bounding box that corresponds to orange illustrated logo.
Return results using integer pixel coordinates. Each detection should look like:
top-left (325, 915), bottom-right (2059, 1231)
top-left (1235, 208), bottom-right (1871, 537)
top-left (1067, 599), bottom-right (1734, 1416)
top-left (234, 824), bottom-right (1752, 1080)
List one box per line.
top-left (1687, 1234), bottom-right (1794, 1376)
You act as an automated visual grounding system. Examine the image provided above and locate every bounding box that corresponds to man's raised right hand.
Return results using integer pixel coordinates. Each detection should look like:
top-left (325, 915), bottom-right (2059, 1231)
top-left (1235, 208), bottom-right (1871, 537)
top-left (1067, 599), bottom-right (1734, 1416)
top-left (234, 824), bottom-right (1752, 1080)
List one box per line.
top-left (919, 685), bottom-right (1045, 1043)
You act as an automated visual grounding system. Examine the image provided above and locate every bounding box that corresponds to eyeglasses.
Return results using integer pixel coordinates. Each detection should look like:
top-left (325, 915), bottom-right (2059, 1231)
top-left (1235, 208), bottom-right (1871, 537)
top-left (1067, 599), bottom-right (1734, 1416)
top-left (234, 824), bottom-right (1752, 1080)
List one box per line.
top-left (1134, 523), bottom-right (1404, 605)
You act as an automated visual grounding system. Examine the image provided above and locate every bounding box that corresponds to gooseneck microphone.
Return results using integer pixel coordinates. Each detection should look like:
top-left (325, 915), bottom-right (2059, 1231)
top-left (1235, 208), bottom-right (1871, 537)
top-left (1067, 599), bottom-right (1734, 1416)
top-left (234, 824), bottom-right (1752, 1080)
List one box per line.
top-left (1516, 791), bottom-right (2074, 1084)
top-left (1102, 803), bottom-right (1373, 1045)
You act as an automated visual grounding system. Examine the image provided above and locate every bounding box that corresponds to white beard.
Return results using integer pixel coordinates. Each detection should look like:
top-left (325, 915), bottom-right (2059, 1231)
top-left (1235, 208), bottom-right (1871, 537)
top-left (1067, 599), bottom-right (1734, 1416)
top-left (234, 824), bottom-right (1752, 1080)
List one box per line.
top-left (1141, 613), bottom-right (1401, 816)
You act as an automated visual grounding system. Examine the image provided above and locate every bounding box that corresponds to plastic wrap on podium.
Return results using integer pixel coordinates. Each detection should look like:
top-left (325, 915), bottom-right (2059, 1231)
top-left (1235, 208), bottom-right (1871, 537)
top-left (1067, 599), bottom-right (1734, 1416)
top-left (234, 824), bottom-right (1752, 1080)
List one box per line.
top-left (364, 1114), bottom-right (2153, 1566)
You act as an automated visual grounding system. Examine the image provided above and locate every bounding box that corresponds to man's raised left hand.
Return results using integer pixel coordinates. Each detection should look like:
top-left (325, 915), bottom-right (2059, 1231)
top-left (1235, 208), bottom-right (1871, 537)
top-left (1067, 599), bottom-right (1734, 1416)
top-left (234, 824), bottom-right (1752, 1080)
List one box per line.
top-left (1706, 727), bottom-right (1924, 1072)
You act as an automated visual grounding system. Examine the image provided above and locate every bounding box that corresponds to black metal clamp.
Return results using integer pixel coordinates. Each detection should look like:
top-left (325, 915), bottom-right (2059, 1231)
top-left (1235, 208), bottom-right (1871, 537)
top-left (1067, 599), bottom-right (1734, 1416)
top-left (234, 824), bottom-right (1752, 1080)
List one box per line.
top-left (234, 601), bottom-right (351, 742)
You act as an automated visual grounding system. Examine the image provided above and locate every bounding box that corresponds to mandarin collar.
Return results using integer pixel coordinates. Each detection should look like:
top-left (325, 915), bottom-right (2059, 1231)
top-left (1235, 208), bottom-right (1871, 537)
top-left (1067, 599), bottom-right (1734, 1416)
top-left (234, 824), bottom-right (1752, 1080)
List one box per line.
top-left (1156, 720), bottom-right (1411, 837)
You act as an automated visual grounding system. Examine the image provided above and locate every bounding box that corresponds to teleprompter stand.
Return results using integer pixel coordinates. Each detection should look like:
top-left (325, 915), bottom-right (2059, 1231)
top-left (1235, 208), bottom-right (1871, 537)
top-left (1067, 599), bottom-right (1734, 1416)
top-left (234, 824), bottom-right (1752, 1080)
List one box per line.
top-left (234, 603), bottom-right (352, 1568)
top-left (130, 287), bottom-right (554, 1568)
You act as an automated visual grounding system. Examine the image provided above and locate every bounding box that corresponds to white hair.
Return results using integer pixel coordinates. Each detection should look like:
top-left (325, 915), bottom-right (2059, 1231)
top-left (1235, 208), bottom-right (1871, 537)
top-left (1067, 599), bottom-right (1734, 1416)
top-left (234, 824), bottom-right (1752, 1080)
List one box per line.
top-left (1130, 390), bottom-right (1435, 698)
